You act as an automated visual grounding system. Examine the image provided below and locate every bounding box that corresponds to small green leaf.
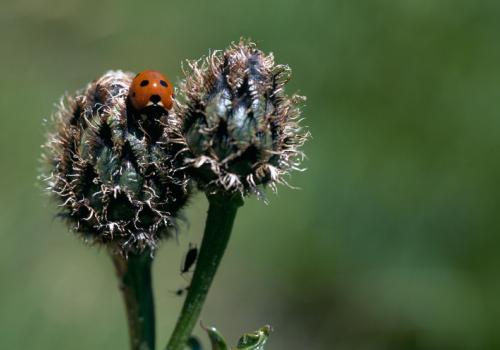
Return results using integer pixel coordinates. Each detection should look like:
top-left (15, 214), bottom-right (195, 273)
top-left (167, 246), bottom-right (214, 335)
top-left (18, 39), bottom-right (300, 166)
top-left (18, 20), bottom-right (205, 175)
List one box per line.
top-left (236, 325), bottom-right (272, 350)
top-left (201, 324), bottom-right (228, 350)
top-left (201, 324), bottom-right (272, 350)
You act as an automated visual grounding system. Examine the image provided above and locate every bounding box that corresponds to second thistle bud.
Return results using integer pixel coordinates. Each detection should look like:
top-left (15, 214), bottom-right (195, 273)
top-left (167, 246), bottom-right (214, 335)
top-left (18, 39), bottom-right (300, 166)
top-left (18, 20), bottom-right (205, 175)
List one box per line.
top-left (175, 40), bottom-right (309, 195)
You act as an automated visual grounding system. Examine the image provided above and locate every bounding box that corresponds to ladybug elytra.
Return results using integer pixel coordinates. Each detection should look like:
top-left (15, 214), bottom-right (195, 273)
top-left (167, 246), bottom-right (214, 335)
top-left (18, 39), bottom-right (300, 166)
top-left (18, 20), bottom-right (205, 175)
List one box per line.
top-left (129, 70), bottom-right (174, 112)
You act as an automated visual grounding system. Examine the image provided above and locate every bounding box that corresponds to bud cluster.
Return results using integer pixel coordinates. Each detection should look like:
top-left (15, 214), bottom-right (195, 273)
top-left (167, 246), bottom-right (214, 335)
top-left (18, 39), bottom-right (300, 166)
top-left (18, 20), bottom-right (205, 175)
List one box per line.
top-left (42, 40), bottom-right (309, 253)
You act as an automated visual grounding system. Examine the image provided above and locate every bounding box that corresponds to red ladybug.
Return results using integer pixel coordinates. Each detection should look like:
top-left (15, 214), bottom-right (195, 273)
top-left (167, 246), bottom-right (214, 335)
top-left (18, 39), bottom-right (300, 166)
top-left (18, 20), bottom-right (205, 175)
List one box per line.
top-left (129, 70), bottom-right (174, 111)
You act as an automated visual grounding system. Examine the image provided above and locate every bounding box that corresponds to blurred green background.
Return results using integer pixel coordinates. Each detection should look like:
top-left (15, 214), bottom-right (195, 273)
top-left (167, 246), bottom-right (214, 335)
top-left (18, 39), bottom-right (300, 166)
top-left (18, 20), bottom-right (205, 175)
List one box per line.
top-left (1, 0), bottom-right (500, 349)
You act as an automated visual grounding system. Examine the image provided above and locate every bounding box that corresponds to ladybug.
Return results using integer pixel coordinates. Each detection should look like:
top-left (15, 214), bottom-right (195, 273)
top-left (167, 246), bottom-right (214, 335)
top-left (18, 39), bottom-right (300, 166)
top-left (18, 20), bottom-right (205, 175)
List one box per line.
top-left (129, 70), bottom-right (174, 112)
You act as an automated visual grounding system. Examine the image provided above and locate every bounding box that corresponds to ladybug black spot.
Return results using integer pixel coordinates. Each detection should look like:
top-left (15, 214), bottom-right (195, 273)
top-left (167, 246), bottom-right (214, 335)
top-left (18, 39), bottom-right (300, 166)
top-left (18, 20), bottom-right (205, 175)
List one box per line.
top-left (149, 94), bottom-right (161, 104)
top-left (140, 80), bottom-right (149, 87)
top-left (132, 92), bottom-right (136, 97)
top-left (160, 80), bottom-right (168, 87)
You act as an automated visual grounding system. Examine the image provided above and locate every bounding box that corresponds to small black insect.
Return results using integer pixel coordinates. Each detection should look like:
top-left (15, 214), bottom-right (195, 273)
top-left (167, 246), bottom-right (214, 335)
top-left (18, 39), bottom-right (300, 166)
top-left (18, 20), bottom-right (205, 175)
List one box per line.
top-left (171, 285), bottom-right (190, 297)
top-left (181, 243), bottom-right (198, 276)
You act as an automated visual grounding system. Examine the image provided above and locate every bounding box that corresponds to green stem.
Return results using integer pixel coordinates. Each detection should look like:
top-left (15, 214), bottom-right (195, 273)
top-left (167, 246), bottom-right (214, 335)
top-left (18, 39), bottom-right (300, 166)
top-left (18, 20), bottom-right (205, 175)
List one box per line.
top-left (111, 249), bottom-right (156, 350)
top-left (166, 191), bottom-right (244, 350)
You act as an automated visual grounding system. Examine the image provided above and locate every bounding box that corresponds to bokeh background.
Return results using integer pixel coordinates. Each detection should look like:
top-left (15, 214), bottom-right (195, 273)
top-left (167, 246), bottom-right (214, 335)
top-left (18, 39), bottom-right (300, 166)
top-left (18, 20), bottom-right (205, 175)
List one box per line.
top-left (1, 0), bottom-right (499, 349)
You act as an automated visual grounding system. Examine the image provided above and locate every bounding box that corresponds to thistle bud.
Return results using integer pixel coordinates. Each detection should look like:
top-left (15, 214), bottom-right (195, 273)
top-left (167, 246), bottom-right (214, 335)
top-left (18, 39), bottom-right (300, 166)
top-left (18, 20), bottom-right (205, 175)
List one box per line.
top-left (41, 71), bottom-right (189, 253)
top-left (174, 40), bottom-right (309, 195)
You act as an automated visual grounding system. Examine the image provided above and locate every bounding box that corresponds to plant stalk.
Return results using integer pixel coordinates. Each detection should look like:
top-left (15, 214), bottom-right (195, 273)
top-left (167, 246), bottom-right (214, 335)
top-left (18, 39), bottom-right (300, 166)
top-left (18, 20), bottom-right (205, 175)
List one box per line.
top-left (111, 249), bottom-right (156, 350)
top-left (166, 191), bottom-right (244, 350)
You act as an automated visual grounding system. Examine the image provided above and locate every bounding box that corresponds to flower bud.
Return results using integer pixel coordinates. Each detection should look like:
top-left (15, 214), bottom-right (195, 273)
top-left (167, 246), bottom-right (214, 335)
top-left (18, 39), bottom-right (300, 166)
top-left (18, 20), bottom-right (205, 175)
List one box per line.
top-left (174, 40), bottom-right (309, 195)
top-left (41, 71), bottom-right (189, 253)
